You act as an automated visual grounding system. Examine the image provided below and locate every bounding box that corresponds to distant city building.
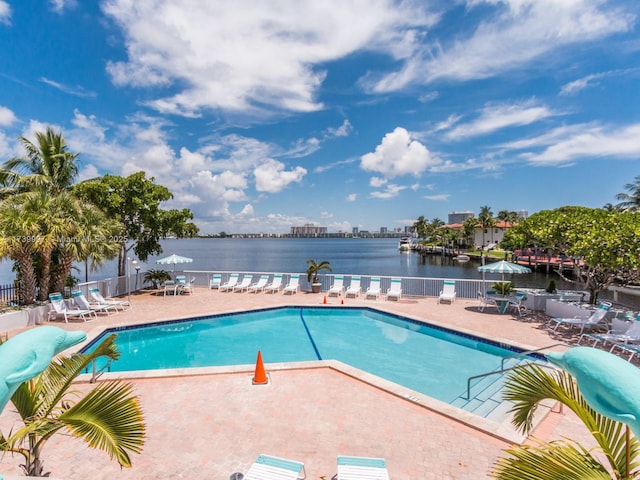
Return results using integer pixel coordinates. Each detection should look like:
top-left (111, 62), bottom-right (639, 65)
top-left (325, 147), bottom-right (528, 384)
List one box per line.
top-left (380, 227), bottom-right (388, 234)
top-left (448, 211), bottom-right (475, 225)
top-left (352, 227), bottom-right (359, 236)
top-left (517, 210), bottom-right (529, 219)
top-left (290, 224), bottom-right (328, 236)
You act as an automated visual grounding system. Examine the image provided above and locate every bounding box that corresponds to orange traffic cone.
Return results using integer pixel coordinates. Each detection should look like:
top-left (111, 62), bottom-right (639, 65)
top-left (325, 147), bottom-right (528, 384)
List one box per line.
top-left (252, 350), bottom-right (268, 385)
top-left (323, 295), bottom-right (327, 304)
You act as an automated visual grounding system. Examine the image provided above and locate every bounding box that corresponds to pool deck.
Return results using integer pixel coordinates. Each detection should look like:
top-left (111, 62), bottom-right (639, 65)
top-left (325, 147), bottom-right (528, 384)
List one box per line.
top-left (0, 288), bottom-right (598, 479)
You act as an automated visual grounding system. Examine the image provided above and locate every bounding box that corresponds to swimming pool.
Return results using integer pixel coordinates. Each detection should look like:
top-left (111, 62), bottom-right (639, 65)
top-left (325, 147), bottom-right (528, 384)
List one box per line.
top-left (83, 307), bottom-right (543, 409)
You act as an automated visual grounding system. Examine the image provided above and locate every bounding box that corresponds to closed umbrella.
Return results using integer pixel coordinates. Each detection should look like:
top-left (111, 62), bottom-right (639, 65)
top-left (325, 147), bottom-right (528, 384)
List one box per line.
top-left (156, 254), bottom-right (193, 272)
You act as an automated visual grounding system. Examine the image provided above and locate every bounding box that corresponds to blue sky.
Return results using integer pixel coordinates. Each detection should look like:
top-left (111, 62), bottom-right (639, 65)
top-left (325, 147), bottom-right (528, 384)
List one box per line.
top-left (0, 0), bottom-right (638, 234)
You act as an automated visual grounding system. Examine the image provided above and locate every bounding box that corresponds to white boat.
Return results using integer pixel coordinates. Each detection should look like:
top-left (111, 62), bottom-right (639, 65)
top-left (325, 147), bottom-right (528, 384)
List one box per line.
top-left (455, 254), bottom-right (470, 263)
top-left (398, 237), bottom-right (412, 252)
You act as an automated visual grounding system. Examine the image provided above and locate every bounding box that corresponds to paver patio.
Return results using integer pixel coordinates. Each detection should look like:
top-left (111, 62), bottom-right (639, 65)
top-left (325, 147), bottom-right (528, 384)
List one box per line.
top-left (0, 288), bottom-right (599, 479)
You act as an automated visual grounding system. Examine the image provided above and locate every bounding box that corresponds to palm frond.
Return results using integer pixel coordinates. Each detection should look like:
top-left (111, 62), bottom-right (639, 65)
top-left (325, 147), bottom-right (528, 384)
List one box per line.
top-left (491, 440), bottom-right (613, 480)
top-left (59, 380), bottom-right (145, 467)
top-left (501, 364), bottom-right (640, 478)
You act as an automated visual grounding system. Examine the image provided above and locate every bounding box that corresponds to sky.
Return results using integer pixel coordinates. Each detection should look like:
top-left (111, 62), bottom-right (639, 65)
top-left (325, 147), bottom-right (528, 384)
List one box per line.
top-left (0, 0), bottom-right (639, 235)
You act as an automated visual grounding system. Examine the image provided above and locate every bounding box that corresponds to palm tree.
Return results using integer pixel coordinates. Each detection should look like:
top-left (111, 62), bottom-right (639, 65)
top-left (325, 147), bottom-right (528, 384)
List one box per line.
top-left (462, 216), bottom-right (478, 248)
top-left (0, 199), bottom-right (40, 304)
top-left (413, 216), bottom-right (428, 240)
top-left (479, 205), bottom-right (496, 247)
top-left (615, 175), bottom-right (640, 212)
top-left (0, 127), bottom-right (79, 196)
top-left (491, 364), bottom-right (640, 479)
top-left (1, 334), bottom-right (145, 477)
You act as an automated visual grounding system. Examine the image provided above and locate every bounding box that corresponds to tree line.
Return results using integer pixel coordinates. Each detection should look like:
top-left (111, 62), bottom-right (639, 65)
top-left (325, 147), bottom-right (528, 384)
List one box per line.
top-left (0, 127), bottom-right (199, 305)
top-left (412, 178), bottom-right (640, 304)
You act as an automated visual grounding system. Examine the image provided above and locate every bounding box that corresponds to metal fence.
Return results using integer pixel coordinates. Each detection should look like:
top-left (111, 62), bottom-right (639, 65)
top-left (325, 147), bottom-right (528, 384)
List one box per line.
top-left (0, 283), bottom-right (18, 305)
top-left (162, 270), bottom-right (489, 300)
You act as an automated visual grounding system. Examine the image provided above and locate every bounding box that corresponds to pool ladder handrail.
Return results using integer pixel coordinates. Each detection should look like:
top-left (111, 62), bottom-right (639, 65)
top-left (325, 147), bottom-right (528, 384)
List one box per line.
top-left (89, 358), bottom-right (112, 383)
top-left (464, 344), bottom-right (565, 401)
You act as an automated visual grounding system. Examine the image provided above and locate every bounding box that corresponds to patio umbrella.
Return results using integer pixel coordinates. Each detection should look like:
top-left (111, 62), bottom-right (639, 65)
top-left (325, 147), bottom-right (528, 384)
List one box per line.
top-left (477, 260), bottom-right (531, 283)
top-left (156, 253), bottom-right (193, 272)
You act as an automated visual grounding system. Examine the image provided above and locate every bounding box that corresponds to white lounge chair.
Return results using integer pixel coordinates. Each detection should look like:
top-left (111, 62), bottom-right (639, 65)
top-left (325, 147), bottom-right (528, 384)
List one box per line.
top-left (219, 274), bottom-right (240, 292)
top-left (386, 278), bottom-right (402, 301)
top-left (48, 293), bottom-right (96, 323)
top-left (233, 275), bottom-right (254, 292)
top-left (264, 274), bottom-right (283, 294)
top-left (247, 275), bottom-right (269, 293)
top-left (337, 455), bottom-right (389, 480)
top-left (547, 302), bottom-right (611, 334)
top-left (580, 314), bottom-right (640, 348)
top-left (438, 280), bottom-right (456, 304)
top-left (345, 276), bottom-right (361, 298)
top-left (89, 288), bottom-right (130, 310)
top-left (209, 274), bottom-right (222, 289)
top-left (71, 291), bottom-right (116, 315)
top-left (283, 274), bottom-right (300, 295)
top-left (328, 275), bottom-right (344, 297)
top-left (365, 277), bottom-right (381, 300)
top-left (244, 454), bottom-right (305, 480)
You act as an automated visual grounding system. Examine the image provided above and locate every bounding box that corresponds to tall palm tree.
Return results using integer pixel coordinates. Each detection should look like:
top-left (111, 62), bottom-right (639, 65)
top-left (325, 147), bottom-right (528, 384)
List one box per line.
top-left (615, 175), bottom-right (640, 212)
top-left (479, 205), bottom-right (496, 247)
top-left (462, 216), bottom-right (478, 248)
top-left (491, 364), bottom-right (640, 479)
top-left (0, 127), bottom-right (79, 196)
top-left (1, 335), bottom-right (145, 477)
top-left (0, 199), bottom-right (40, 304)
top-left (413, 216), bottom-right (428, 240)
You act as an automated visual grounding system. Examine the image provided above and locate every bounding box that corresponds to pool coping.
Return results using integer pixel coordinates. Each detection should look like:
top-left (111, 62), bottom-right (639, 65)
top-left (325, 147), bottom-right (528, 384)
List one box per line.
top-left (72, 304), bottom-right (559, 444)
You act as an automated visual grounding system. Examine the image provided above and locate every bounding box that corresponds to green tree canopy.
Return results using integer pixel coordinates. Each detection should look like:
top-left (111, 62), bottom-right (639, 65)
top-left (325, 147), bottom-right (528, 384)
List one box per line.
top-left (502, 206), bottom-right (640, 303)
top-left (73, 172), bottom-right (199, 275)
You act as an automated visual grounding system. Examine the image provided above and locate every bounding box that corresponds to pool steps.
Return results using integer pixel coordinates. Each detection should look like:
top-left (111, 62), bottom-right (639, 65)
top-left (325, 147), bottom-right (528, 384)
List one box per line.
top-left (452, 357), bottom-right (531, 422)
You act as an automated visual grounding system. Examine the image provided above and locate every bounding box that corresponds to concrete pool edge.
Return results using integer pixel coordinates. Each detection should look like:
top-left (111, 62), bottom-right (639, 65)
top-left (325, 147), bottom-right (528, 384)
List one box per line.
top-left (70, 304), bottom-right (563, 445)
top-left (76, 358), bottom-right (555, 444)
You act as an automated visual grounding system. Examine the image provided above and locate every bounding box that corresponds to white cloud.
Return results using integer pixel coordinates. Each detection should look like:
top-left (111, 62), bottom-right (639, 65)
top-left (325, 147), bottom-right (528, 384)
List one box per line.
top-left (101, 0), bottom-right (434, 116)
top-left (0, 1), bottom-right (10, 25)
top-left (368, 0), bottom-right (635, 91)
top-left (444, 100), bottom-right (558, 140)
top-left (40, 77), bottom-right (97, 98)
top-left (559, 68), bottom-right (639, 95)
top-left (346, 193), bottom-right (357, 202)
top-left (326, 119), bottom-right (353, 137)
top-left (519, 123), bottom-right (640, 166)
top-left (423, 194), bottom-right (450, 201)
top-left (253, 159), bottom-right (307, 193)
top-left (48, 0), bottom-right (77, 13)
top-left (0, 105), bottom-right (16, 126)
top-left (370, 183), bottom-right (407, 199)
top-left (360, 127), bottom-right (440, 178)
top-left (369, 176), bottom-right (388, 187)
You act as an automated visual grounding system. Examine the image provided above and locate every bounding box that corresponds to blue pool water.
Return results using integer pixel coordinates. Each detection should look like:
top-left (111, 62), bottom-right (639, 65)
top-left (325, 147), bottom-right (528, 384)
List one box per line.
top-left (84, 307), bottom-right (537, 405)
